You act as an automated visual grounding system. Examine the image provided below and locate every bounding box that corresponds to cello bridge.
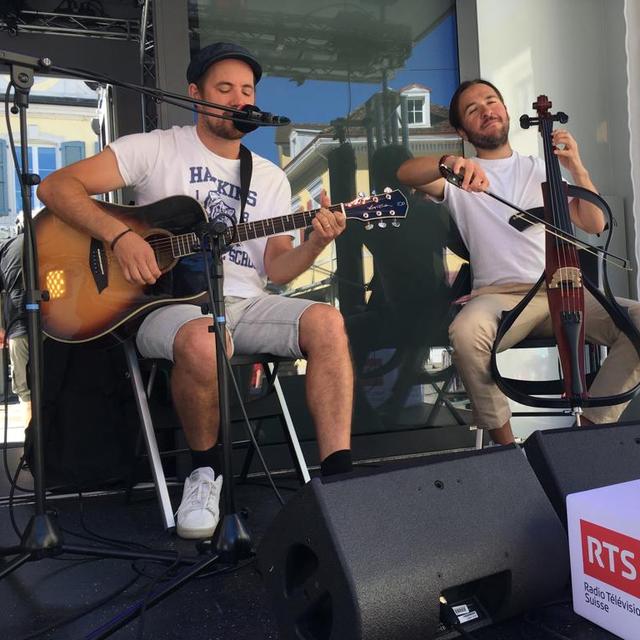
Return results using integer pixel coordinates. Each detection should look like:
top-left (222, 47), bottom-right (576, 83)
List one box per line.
top-left (549, 266), bottom-right (582, 289)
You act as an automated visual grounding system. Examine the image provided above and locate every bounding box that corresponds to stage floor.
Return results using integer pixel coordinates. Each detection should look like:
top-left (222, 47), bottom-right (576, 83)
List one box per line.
top-left (0, 448), bottom-right (620, 640)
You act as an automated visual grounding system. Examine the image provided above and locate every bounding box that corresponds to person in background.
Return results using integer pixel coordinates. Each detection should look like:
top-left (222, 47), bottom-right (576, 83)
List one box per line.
top-left (0, 226), bottom-right (30, 425)
top-left (397, 79), bottom-right (640, 444)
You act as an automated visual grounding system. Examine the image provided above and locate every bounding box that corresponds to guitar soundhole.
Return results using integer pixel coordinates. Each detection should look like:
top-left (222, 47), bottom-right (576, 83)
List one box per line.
top-left (144, 230), bottom-right (177, 272)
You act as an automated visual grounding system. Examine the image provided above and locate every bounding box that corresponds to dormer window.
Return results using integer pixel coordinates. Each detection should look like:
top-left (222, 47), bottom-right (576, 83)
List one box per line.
top-left (398, 84), bottom-right (432, 129)
top-left (406, 97), bottom-right (425, 125)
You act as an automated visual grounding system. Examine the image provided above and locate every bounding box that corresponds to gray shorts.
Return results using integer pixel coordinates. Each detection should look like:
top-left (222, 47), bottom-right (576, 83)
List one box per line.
top-left (135, 295), bottom-right (321, 362)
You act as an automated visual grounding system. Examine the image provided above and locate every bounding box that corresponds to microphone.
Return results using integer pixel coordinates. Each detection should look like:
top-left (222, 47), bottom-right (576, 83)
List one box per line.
top-left (232, 104), bottom-right (291, 133)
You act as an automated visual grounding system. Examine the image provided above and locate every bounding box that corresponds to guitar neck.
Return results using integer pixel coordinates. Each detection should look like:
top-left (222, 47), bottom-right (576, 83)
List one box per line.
top-left (226, 203), bottom-right (343, 243)
top-left (169, 204), bottom-right (344, 258)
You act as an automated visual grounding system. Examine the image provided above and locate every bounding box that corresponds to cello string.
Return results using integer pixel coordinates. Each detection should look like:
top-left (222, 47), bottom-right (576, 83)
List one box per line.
top-left (542, 117), bottom-right (572, 315)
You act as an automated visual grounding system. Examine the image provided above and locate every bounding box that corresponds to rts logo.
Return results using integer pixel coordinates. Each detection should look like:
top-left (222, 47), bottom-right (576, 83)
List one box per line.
top-left (581, 520), bottom-right (640, 598)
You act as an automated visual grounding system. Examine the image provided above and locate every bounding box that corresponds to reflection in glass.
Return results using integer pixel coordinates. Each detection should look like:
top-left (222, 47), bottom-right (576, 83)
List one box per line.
top-left (189, 0), bottom-right (468, 432)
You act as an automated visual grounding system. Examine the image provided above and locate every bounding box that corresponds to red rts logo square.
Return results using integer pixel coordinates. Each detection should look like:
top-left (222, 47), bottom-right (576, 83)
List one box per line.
top-left (581, 519), bottom-right (640, 598)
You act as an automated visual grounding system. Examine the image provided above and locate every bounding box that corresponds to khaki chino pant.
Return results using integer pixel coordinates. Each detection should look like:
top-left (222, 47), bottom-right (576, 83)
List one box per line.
top-left (448, 283), bottom-right (640, 429)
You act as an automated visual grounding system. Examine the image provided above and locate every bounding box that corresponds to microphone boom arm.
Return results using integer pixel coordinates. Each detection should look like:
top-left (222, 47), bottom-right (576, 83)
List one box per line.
top-left (0, 51), bottom-right (290, 129)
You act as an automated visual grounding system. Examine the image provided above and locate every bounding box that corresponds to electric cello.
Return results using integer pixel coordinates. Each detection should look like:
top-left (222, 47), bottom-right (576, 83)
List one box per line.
top-left (442, 95), bottom-right (640, 420)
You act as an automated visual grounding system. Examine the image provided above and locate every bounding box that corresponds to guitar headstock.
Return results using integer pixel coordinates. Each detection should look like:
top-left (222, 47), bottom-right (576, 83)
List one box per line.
top-left (344, 188), bottom-right (408, 230)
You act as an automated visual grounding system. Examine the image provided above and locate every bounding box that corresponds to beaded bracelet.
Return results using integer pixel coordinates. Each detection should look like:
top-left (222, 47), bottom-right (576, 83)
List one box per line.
top-left (110, 227), bottom-right (133, 251)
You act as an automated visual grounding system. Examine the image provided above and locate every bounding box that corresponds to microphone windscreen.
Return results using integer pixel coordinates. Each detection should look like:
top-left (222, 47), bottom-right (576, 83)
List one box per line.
top-left (233, 104), bottom-right (260, 134)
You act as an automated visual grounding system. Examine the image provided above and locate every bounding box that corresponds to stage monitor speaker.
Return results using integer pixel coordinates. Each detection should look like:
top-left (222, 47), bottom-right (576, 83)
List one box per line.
top-left (524, 421), bottom-right (640, 526)
top-left (256, 446), bottom-right (569, 640)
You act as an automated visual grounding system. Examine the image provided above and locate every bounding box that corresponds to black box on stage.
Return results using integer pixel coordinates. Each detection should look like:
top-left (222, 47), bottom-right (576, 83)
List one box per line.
top-left (256, 446), bottom-right (569, 640)
top-left (524, 421), bottom-right (640, 526)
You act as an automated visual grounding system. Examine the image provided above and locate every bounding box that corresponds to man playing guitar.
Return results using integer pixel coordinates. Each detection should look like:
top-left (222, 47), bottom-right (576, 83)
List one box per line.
top-left (37, 42), bottom-right (354, 539)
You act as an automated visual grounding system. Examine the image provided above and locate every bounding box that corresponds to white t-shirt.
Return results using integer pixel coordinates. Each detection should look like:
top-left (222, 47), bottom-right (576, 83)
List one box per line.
top-left (109, 125), bottom-right (293, 298)
top-left (442, 151), bottom-right (547, 289)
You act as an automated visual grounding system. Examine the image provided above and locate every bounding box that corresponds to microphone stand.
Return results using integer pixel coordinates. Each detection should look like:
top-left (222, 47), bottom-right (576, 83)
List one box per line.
top-left (197, 222), bottom-right (253, 563)
top-left (0, 48), bottom-right (287, 633)
top-left (0, 52), bottom-right (195, 580)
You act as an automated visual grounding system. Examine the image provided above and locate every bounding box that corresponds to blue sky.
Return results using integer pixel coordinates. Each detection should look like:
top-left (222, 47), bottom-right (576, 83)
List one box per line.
top-left (244, 11), bottom-right (459, 163)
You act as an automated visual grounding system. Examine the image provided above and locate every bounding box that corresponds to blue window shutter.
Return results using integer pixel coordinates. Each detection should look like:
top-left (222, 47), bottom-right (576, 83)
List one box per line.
top-left (61, 141), bottom-right (85, 167)
top-left (0, 139), bottom-right (8, 215)
top-left (37, 147), bottom-right (57, 181)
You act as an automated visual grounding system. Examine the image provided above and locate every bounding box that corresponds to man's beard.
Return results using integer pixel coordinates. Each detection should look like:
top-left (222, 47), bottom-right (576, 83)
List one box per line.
top-left (464, 119), bottom-right (509, 150)
top-left (203, 114), bottom-right (245, 140)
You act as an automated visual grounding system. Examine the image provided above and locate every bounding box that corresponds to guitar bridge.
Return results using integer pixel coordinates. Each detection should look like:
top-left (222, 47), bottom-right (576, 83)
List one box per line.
top-left (89, 237), bottom-right (108, 293)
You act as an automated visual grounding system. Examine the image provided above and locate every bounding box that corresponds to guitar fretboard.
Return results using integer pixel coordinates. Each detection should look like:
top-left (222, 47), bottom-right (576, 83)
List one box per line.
top-left (166, 204), bottom-right (343, 258)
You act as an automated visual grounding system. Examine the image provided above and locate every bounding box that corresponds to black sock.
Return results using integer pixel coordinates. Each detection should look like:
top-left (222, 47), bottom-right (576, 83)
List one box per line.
top-left (190, 445), bottom-right (221, 475)
top-left (320, 449), bottom-right (353, 477)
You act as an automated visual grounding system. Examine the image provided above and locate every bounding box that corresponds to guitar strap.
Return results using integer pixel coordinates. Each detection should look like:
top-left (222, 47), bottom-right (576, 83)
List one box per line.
top-left (238, 144), bottom-right (253, 222)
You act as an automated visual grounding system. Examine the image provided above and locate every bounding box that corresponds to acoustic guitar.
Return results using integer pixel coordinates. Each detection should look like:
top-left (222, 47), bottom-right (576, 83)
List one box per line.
top-left (35, 190), bottom-right (408, 342)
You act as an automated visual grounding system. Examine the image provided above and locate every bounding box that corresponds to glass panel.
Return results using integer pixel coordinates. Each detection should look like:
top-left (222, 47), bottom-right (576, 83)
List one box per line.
top-left (190, 0), bottom-right (466, 434)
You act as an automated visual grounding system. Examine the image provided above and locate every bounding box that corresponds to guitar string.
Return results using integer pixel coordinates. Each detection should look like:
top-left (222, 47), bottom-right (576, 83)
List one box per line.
top-left (125, 199), bottom-right (401, 257)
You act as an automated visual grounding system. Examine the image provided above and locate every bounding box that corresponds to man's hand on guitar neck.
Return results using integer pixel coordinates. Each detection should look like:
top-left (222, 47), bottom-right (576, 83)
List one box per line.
top-left (112, 229), bottom-right (162, 285)
top-left (307, 191), bottom-right (346, 251)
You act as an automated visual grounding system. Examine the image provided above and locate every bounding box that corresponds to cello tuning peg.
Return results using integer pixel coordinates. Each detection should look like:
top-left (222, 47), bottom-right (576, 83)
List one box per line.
top-left (392, 220), bottom-right (401, 228)
top-left (364, 222), bottom-right (374, 231)
top-left (377, 221), bottom-right (387, 229)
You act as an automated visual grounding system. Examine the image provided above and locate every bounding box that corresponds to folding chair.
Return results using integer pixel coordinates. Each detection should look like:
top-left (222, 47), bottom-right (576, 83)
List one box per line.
top-left (122, 339), bottom-right (309, 531)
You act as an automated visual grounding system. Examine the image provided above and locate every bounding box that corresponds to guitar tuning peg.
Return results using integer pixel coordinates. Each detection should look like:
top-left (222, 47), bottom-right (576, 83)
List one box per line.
top-left (377, 221), bottom-right (387, 229)
top-left (392, 220), bottom-right (401, 228)
top-left (370, 189), bottom-right (377, 196)
top-left (357, 191), bottom-right (366, 198)
top-left (364, 222), bottom-right (374, 231)
top-left (383, 187), bottom-right (392, 193)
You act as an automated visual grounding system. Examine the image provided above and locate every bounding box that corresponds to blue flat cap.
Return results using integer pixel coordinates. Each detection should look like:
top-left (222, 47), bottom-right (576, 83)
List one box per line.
top-left (186, 42), bottom-right (262, 84)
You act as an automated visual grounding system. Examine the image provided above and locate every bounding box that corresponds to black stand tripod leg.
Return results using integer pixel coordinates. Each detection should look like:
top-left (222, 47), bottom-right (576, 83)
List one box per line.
top-left (86, 553), bottom-right (221, 640)
top-left (0, 552), bottom-right (31, 579)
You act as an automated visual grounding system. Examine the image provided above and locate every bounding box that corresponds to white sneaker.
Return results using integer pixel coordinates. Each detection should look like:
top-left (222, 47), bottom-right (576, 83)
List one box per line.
top-left (176, 467), bottom-right (223, 539)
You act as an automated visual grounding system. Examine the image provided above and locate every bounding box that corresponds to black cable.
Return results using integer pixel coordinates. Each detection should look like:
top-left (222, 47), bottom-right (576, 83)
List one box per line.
top-left (130, 557), bottom-right (182, 580)
top-left (14, 572), bottom-right (140, 640)
top-left (8, 453), bottom-right (27, 538)
top-left (86, 553), bottom-right (221, 640)
top-left (136, 555), bottom-right (182, 640)
top-left (195, 555), bottom-right (254, 580)
top-left (5, 81), bottom-right (24, 193)
top-left (77, 490), bottom-right (154, 552)
top-left (222, 353), bottom-right (285, 505)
